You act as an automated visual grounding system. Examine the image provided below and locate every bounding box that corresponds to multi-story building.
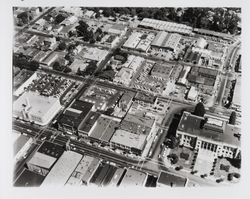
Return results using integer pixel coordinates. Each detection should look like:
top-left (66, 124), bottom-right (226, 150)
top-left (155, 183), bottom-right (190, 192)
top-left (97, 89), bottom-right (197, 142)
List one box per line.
top-left (176, 111), bottom-right (241, 159)
top-left (27, 141), bottom-right (64, 176)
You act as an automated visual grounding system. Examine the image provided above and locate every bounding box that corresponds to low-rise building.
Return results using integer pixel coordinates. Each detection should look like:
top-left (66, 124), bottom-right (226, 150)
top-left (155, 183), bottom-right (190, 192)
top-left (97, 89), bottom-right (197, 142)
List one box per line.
top-left (107, 24), bottom-right (127, 36)
top-left (65, 155), bottom-right (100, 186)
top-left (78, 111), bottom-right (101, 136)
top-left (157, 171), bottom-right (188, 187)
top-left (187, 86), bottom-right (198, 101)
top-left (58, 100), bottom-right (93, 134)
top-left (110, 129), bottom-right (147, 155)
top-left (27, 141), bottom-right (64, 176)
top-left (123, 32), bottom-right (143, 49)
top-left (151, 63), bottom-right (173, 79)
top-left (13, 91), bottom-right (62, 126)
top-left (231, 77), bottom-right (241, 112)
top-left (13, 134), bottom-right (33, 162)
top-left (139, 18), bottom-right (193, 35)
top-left (119, 169), bottom-right (147, 187)
top-left (14, 169), bottom-right (45, 187)
top-left (114, 67), bottom-right (133, 86)
top-left (177, 66), bottom-right (191, 85)
top-left (108, 168), bottom-right (126, 187)
top-left (41, 151), bottom-right (83, 186)
top-left (88, 115), bottom-right (120, 143)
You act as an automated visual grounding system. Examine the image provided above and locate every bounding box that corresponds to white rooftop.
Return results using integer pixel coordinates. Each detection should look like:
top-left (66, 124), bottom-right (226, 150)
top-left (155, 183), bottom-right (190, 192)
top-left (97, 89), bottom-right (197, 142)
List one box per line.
top-left (110, 129), bottom-right (147, 150)
top-left (41, 151), bottom-right (83, 186)
top-left (28, 152), bottom-right (57, 169)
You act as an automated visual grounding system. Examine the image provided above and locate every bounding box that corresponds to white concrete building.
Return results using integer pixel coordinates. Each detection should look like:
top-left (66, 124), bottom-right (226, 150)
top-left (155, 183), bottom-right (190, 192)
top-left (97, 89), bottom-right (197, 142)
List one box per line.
top-left (13, 92), bottom-right (62, 126)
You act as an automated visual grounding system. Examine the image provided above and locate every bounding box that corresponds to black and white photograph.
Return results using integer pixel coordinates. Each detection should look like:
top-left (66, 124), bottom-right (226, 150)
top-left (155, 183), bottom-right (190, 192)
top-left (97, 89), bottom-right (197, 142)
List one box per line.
top-left (1, 0), bottom-right (250, 198)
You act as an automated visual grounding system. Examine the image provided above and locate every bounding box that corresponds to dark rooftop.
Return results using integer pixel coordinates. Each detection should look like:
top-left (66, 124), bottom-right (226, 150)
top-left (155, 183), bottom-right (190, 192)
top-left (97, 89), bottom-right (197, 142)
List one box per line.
top-left (37, 141), bottom-right (64, 159)
top-left (14, 169), bottom-right (45, 187)
top-left (157, 171), bottom-right (187, 187)
top-left (58, 100), bottom-right (93, 129)
top-left (78, 111), bottom-right (101, 133)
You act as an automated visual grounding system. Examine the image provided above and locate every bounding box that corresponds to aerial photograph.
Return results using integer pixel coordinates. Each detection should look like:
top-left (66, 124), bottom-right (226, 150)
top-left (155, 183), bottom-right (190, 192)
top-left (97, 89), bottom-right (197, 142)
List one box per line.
top-left (12, 7), bottom-right (241, 187)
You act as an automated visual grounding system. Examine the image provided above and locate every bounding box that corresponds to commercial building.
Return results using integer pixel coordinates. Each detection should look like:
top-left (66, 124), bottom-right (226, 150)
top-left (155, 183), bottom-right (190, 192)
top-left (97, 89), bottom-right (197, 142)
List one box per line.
top-left (108, 168), bottom-right (126, 187)
top-left (89, 163), bottom-right (117, 187)
top-left (119, 169), bottom-right (147, 187)
top-left (151, 63), bottom-right (173, 79)
top-left (110, 129), bottom-right (147, 155)
top-left (151, 31), bottom-right (181, 52)
top-left (151, 31), bottom-right (168, 47)
top-left (107, 24), bottom-right (127, 35)
top-left (58, 100), bottom-right (93, 134)
top-left (176, 111), bottom-right (241, 158)
top-left (77, 47), bottom-right (109, 63)
top-left (115, 91), bottom-right (135, 114)
top-left (88, 115), bottom-right (120, 143)
top-left (41, 151), bottom-right (83, 186)
top-left (78, 111), bottom-right (101, 136)
top-left (195, 37), bottom-right (207, 49)
top-left (40, 51), bottom-right (67, 68)
top-left (14, 169), bottom-right (45, 187)
top-left (164, 33), bottom-right (182, 52)
top-left (177, 66), bottom-right (191, 85)
top-left (134, 92), bottom-right (156, 104)
top-left (27, 141), bottom-right (64, 176)
top-left (80, 85), bottom-right (119, 111)
top-left (187, 86), bottom-right (198, 101)
top-left (231, 78), bottom-right (241, 112)
top-left (14, 134), bottom-right (33, 162)
top-left (121, 113), bottom-right (155, 136)
top-left (123, 32), bottom-right (143, 49)
top-left (157, 171), bottom-right (188, 187)
top-left (136, 33), bottom-right (155, 52)
top-left (193, 28), bottom-right (233, 41)
top-left (13, 91), bottom-right (62, 126)
top-left (66, 155), bottom-right (100, 186)
top-left (114, 67), bottom-right (133, 86)
top-left (69, 59), bottom-right (88, 73)
top-left (187, 66), bottom-right (218, 87)
top-left (139, 18), bottom-right (193, 35)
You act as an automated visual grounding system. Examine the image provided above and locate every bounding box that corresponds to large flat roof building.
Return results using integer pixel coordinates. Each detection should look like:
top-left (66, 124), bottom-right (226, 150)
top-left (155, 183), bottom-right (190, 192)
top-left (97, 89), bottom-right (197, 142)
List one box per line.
top-left (41, 151), bottom-right (83, 186)
top-left (14, 169), bottom-right (45, 187)
top-left (157, 171), bottom-right (188, 187)
top-left (119, 169), bottom-right (147, 187)
top-left (139, 18), bottom-right (193, 35)
top-left (151, 63), bottom-right (173, 79)
top-left (123, 32), bottom-right (143, 49)
top-left (110, 129), bottom-right (147, 155)
top-left (89, 115), bottom-right (120, 143)
top-left (13, 91), bottom-right (61, 126)
top-left (66, 155), bottom-right (100, 186)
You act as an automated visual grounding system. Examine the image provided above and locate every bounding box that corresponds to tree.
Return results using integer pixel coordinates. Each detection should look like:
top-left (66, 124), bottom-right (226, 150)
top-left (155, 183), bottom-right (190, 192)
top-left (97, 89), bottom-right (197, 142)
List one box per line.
top-left (167, 153), bottom-right (179, 164)
top-left (193, 102), bottom-right (206, 117)
top-left (229, 111), bottom-right (236, 125)
top-left (95, 11), bottom-right (100, 18)
top-left (168, 136), bottom-right (180, 149)
top-left (228, 173), bottom-right (234, 181)
top-left (58, 42), bottom-right (67, 51)
top-left (52, 61), bottom-right (63, 71)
